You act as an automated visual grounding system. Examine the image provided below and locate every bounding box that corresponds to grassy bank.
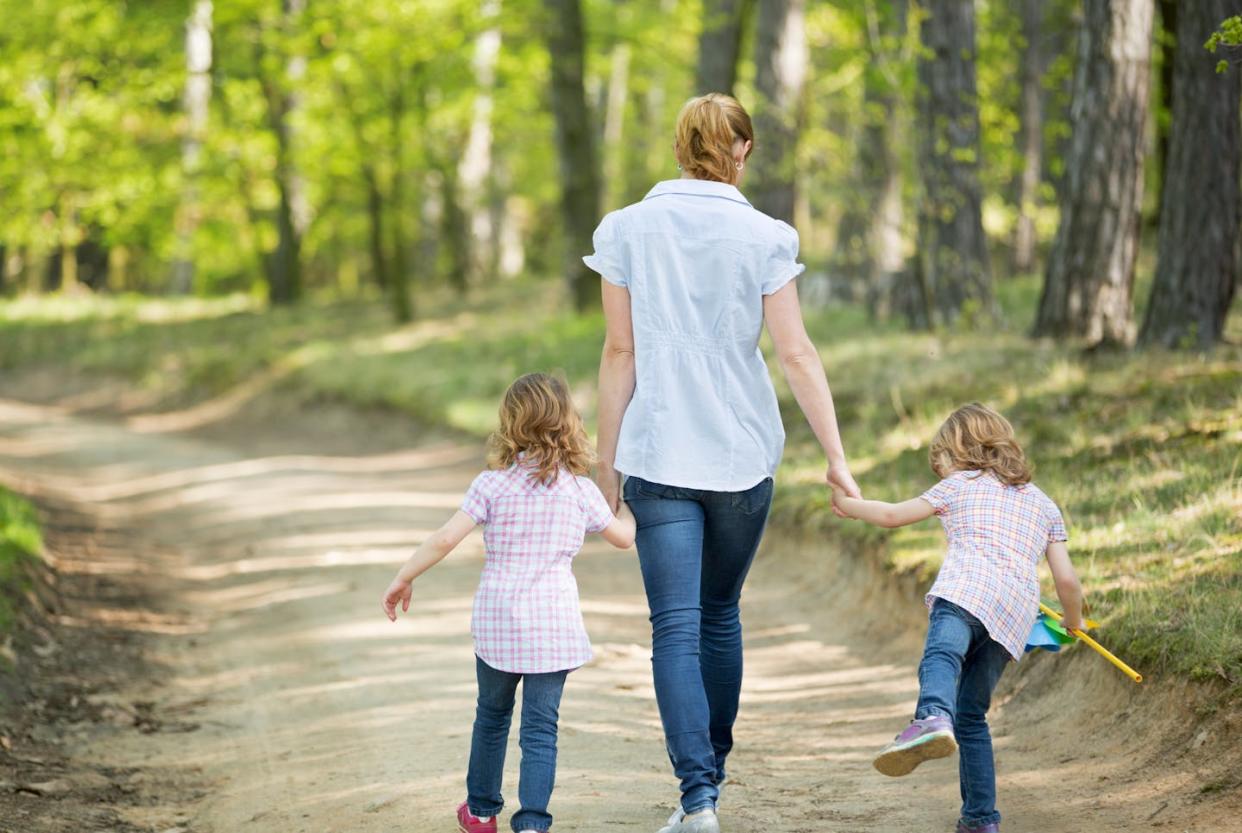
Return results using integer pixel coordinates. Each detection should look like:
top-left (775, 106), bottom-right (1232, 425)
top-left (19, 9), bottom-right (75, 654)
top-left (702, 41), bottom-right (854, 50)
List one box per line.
top-left (0, 488), bottom-right (42, 638)
top-left (1, 282), bottom-right (1239, 686)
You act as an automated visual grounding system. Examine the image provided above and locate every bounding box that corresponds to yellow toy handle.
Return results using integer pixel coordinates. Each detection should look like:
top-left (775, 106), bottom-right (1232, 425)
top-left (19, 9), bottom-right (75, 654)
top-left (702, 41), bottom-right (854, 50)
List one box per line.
top-left (1038, 602), bottom-right (1143, 684)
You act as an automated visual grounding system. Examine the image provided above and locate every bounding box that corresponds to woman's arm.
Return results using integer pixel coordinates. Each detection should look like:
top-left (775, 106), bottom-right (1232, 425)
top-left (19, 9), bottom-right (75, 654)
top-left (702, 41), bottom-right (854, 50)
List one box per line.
top-left (763, 281), bottom-right (860, 502)
top-left (832, 493), bottom-right (935, 528)
top-left (596, 280), bottom-right (636, 511)
top-left (381, 510), bottom-right (478, 621)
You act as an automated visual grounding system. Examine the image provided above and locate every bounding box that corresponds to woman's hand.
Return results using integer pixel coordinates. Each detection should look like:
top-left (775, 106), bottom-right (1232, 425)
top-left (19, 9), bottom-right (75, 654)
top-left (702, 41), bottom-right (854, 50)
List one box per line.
top-left (826, 462), bottom-right (861, 518)
top-left (382, 578), bottom-right (413, 622)
top-left (597, 463), bottom-right (622, 513)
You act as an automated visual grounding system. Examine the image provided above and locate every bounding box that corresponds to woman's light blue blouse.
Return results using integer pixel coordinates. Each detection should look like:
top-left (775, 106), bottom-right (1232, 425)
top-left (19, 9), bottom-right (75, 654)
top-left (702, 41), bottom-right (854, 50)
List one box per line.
top-left (583, 178), bottom-right (805, 492)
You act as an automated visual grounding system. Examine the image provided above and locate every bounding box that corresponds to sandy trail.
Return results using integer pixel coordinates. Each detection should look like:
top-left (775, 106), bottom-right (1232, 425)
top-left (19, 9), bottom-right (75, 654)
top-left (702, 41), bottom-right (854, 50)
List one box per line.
top-left (0, 396), bottom-right (1226, 832)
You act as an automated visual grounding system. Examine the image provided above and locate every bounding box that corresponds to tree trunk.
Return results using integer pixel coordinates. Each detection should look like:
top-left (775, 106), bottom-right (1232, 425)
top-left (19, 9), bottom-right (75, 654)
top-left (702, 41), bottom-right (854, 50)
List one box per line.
top-left (914, 0), bottom-right (993, 328)
top-left (172, 0), bottom-right (213, 295)
top-left (863, 0), bottom-right (908, 319)
top-left (44, 250), bottom-right (62, 292)
top-left (440, 165), bottom-right (471, 294)
top-left (75, 234), bottom-right (109, 291)
top-left (542, 0), bottom-right (602, 310)
top-left (363, 164), bottom-right (389, 292)
top-left (603, 41), bottom-right (631, 210)
top-left (1155, 0), bottom-right (1176, 209)
top-left (750, 0), bottom-right (807, 224)
top-left (458, 0), bottom-right (501, 285)
top-left (388, 87), bottom-right (413, 323)
top-left (695, 0), bottom-right (748, 95)
top-left (264, 0), bottom-right (309, 306)
top-left (1010, 0), bottom-right (1044, 276)
top-left (1034, 0), bottom-right (1153, 346)
top-left (1140, 0), bottom-right (1241, 350)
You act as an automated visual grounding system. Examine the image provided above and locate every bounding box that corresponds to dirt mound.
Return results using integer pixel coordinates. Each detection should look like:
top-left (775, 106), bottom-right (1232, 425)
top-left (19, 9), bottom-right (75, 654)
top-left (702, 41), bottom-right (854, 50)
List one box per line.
top-left (0, 491), bottom-right (203, 833)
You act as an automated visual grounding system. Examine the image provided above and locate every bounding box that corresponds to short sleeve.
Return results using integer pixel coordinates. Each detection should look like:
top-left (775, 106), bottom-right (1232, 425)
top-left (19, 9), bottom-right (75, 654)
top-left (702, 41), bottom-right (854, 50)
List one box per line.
top-left (760, 220), bottom-right (806, 296)
top-left (460, 472), bottom-right (492, 525)
top-left (582, 211), bottom-right (628, 287)
top-left (577, 477), bottom-right (615, 534)
top-left (920, 475), bottom-right (960, 515)
top-left (1046, 500), bottom-right (1068, 543)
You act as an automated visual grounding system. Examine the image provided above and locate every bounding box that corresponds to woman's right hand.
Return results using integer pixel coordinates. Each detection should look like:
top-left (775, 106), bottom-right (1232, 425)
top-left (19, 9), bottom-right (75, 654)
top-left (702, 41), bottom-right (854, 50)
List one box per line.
top-left (597, 463), bottom-right (622, 513)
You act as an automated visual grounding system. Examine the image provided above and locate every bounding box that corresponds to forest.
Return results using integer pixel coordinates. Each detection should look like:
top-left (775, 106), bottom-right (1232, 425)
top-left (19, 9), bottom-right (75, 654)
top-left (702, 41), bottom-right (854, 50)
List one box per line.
top-left (1, 0), bottom-right (1238, 349)
top-left (1, 2), bottom-right (1241, 830)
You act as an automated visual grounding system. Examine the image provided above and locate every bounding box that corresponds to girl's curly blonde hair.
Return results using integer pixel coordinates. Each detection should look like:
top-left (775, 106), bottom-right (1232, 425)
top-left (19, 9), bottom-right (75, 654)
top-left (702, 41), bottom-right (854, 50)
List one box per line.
top-left (929, 402), bottom-right (1033, 487)
top-left (488, 373), bottom-right (595, 486)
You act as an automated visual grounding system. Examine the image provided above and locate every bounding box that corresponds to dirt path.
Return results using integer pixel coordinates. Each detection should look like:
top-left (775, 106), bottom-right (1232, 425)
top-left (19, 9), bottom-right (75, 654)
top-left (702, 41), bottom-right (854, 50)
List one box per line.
top-left (0, 395), bottom-right (1235, 833)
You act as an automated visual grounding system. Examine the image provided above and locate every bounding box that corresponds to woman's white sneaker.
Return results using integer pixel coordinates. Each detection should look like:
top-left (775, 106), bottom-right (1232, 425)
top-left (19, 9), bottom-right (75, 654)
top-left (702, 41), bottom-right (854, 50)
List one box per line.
top-left (658, 808), bottom-right (720, 833)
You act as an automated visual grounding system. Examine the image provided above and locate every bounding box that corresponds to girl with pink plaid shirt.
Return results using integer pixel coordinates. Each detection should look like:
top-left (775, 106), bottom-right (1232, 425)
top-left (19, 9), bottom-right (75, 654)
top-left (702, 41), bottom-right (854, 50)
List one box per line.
top-left (831, 403), bottom-right (1085, 833)
top-left (381, 373), bottom-right (636, 833)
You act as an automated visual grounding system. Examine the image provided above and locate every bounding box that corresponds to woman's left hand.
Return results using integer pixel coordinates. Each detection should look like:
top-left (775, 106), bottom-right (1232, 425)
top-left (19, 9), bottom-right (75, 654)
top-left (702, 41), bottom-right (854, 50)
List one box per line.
top-left (827, 463), bottom-right (861, 517)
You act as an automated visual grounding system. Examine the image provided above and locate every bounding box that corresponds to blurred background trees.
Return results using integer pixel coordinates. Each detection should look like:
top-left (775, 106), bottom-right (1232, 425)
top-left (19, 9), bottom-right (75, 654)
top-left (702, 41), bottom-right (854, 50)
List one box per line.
top-left (0, 0), bottom-right (1239, 348)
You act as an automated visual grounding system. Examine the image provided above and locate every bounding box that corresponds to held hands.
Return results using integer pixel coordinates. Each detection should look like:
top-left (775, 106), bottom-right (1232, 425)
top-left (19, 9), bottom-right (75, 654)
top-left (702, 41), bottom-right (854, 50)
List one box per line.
top-left (597, 463), bottom-right (622, 513)
top-left (827, 463), bottom-right (861, 519)
top-left (381, 578), bottom-right (413, 622)
top-left (830, 486), bottom-right (856, 519)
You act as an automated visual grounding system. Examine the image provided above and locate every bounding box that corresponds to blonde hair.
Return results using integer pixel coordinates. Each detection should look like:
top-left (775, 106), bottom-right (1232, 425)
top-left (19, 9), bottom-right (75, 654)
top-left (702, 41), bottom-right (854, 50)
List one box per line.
top-left (929, 403), bottom-right (1033, 487)
top-left (488, 373), bottom-right (595, 486)
top-left (674, 93), bottom-right (754, 185)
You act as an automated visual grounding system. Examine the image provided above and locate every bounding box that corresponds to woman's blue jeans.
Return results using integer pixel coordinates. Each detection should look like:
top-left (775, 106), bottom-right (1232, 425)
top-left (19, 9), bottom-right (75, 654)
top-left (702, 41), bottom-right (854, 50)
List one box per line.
top-left (466, 656), bottom-right (569, 832)
top-left (624, 475), bottom-right (774, 815)
top-left (915, 599), bottom-right (1011, 829)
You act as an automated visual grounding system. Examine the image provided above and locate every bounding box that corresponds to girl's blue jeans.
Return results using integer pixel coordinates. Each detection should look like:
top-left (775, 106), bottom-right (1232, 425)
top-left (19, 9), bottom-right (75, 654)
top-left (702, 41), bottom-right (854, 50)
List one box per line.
top-left (466, 656), bottom-right (569, 832)
top-left (624, 475), bottom-right (774, 816)
top-left (916, 598), bottom-right (1012, 829)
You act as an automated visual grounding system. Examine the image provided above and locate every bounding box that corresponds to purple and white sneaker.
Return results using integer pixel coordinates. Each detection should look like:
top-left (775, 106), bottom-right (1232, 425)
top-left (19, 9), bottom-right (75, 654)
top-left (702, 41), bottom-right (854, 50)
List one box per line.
top-left (873, 715), bottom-right (957, 776)
top-left (956, 822), bottom-right (999, 833)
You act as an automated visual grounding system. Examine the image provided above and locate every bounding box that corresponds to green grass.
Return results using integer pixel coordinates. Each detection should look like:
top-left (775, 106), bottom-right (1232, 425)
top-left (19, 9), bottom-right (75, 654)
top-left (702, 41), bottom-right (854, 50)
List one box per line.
top-left (0, 488), bottom-right (43, 637)
top-left (1, 280), bottom-right (1240, 686)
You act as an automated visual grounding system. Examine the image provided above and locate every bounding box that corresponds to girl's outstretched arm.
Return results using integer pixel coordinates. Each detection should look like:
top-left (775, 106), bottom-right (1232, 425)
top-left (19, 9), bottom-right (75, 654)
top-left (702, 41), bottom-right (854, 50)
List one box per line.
top-left (382, 510), bottom-right (479, 621)
top-left (598, 501), bottom-right (636, 549)
top-left (1045, 541), bottom-right (1085, 631)
top-left (832, 491), bottom-right (936, 528)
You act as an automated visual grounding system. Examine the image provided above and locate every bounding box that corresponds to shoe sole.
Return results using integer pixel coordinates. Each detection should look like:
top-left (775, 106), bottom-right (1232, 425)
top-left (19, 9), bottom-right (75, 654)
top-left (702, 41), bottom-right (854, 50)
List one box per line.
top-left (873, 731), bottom-right (958, 777)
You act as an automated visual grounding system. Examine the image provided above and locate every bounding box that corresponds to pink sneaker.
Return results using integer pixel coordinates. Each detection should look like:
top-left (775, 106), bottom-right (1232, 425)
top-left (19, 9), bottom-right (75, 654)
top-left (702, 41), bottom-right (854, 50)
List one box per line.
top-left (457, 801), bottom-right (498, 833)
top-left (873, 715), bottom-right (957, 777)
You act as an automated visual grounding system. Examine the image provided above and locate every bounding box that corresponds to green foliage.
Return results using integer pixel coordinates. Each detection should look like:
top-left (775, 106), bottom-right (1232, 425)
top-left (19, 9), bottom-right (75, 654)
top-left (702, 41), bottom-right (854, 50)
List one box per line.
top-left (1207, 15), bottom-right (1242, 73)
top-left (0, 0), bottom-right (1091, 304)
top-left (0, 488), bottom-right (42, 636)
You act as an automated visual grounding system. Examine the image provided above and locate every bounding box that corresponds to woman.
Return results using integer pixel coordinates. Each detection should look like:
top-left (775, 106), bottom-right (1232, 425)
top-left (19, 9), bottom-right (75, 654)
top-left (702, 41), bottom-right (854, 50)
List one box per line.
top-left (584, 93), bottom-right (860, 833)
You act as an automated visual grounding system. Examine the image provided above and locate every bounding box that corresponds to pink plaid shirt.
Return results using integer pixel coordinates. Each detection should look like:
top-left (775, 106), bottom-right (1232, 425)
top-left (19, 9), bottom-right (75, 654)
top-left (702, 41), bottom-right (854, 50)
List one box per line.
top-left (460, 464), bottom-right (615, 674)
top-left (922, 470), bottom-right (1068, 661)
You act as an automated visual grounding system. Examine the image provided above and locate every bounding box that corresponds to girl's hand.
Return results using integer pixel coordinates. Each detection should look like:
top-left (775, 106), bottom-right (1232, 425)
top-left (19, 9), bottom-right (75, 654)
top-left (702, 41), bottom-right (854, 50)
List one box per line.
top-left (827, 463), bottom-right (861, 518)
top-left (597, 463), bottom-right (622, 513)
top-left (382, 579), bottom-right (413, 622)
top-left (1060, 616), bottom-right (1085, 634)
top-left (831, 487), bottom-right (854, 519)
